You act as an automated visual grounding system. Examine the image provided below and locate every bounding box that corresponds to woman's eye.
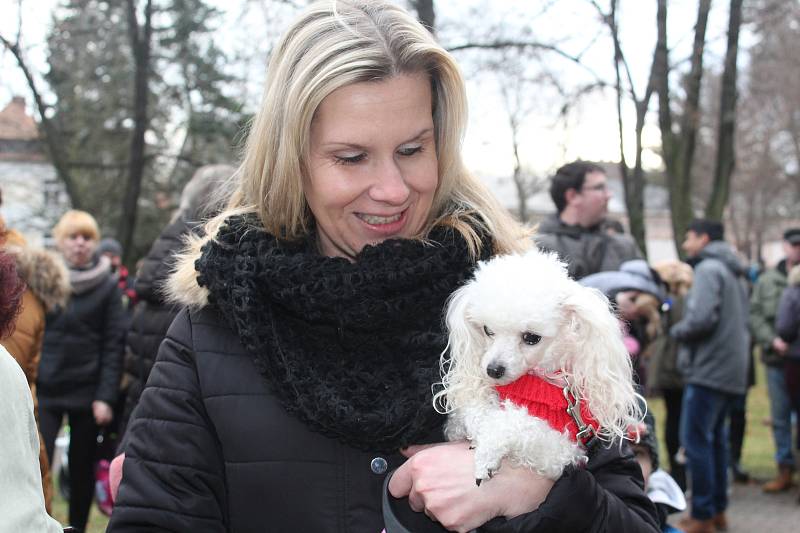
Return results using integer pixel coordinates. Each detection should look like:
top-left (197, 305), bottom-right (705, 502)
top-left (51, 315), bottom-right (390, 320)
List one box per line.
top-left (483, 325), bottom-right (494, 337)
top-left (334, 153), bottom-right (366, 165)
top-left (397, 145), bottom-right (423, 157)
top-left (522, 332), bottom-right (541, 345)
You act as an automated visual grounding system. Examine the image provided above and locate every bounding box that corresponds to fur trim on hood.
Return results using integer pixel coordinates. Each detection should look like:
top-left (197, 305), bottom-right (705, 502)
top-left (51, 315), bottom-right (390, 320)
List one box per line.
top-left (7, 245), bottom-right (71, 312)
top-left (165, 230), bottom-right (210, 308)
top-left (789, 264), bottom-right (800, 287)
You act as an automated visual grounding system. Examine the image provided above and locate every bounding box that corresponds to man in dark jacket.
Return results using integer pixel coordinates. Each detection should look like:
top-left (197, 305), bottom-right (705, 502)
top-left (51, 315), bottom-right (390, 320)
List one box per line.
top-left (750, 227), bottom-right (800, 492)
top-left (535, 161), bottom-right (641, 280)
top-left (670, 219), bottom-right (750, 533)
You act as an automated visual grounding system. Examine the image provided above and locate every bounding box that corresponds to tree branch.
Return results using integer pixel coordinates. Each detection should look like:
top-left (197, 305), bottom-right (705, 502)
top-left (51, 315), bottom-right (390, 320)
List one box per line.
top-left (0, 32), bottom-right (82, 208)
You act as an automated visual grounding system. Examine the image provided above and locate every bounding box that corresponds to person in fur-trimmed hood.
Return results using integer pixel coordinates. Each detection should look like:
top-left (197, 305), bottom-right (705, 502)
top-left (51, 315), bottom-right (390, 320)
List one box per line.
top-left (107, 2), bottom-right (659, 533)
top-left (115, 163), bottom-right (233, 448)
top-left (0, 217), bottom-right (71, 514)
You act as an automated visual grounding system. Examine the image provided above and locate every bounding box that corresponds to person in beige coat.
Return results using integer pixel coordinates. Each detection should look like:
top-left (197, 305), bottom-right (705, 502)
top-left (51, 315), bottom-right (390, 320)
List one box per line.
top-left (0, 248), bottom-right (65, 533)
top-left (0, 219), bottom-right (71, 513)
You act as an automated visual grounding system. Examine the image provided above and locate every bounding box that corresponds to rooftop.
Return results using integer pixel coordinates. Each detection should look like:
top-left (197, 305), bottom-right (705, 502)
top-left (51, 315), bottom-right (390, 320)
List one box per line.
top-left (0, 96), bottom-right (39, 141)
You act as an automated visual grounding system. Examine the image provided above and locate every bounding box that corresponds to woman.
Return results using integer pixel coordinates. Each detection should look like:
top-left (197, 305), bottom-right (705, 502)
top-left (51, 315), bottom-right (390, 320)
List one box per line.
top-left (0, 250), bottom-right (65, 533)
top-left (108, 1), bottom-right (658, 532)
top-left (38, 210), bottom-right (126, 533)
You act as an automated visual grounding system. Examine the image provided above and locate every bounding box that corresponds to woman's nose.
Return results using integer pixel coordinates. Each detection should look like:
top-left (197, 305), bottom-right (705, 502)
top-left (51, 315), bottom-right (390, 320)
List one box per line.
top-left (369, 158), bottom-right (410, 204)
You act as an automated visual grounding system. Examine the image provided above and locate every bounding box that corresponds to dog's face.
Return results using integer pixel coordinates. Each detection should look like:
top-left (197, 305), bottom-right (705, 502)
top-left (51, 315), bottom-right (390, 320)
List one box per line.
top-left (460, 251), bottom-right (576, 385)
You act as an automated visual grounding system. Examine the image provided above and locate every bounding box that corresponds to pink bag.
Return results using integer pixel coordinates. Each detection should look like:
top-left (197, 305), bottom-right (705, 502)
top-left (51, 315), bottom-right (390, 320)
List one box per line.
top-left (94, 459), bottom-right (114, 516)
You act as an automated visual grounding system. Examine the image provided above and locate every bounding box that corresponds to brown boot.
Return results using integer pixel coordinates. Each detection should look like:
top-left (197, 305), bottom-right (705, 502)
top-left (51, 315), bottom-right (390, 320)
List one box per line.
top-left (712, 512), bottom-right (728, 531)
top-left (762, 465), bottom-right (795, 493)
top-left (677, 517), bottom-right (715, 533)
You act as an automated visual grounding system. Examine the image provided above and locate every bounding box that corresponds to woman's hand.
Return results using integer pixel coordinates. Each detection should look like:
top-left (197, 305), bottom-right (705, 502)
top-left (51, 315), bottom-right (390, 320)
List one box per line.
top-left (388, 441), bottom-right (555, 533)
top-left (92, 400), bottom-right (114, 426)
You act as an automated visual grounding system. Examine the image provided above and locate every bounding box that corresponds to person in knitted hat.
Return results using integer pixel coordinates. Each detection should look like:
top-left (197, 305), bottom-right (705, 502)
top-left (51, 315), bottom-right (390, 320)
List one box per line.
top-left (97, 237), bottom-right (136, 310)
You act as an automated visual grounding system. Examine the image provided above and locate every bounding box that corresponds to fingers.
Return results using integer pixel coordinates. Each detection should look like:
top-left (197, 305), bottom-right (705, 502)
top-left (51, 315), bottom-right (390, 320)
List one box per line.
top-left (399, 442), bottom-right (443, 458)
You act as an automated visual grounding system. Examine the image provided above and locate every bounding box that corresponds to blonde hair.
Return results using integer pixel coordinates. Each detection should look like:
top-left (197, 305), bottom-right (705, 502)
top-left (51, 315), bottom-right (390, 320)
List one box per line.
top-left (196, 0), bottom-right (527, 259)
top-left (52, 210), bottom-right (100, 243)
top-left (652, 260), bottom-right (693, 296)
top-left (634, 292), bottom-right (662, 342)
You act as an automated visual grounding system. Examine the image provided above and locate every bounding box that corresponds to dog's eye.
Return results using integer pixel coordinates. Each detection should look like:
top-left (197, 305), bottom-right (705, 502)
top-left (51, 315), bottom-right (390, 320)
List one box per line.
top-left (522, 332), bottom-right (542, 345)
top-left (483, 325), bottom-right (495, 337)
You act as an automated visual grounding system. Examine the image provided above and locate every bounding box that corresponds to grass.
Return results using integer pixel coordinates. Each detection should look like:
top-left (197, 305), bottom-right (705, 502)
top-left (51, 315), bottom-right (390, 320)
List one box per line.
top-left (51, 491), bottom-right (109, 533)
top-left (647, 360), bottom-right (779, 480)
top-left (47, 363), bottom-right (779, 532)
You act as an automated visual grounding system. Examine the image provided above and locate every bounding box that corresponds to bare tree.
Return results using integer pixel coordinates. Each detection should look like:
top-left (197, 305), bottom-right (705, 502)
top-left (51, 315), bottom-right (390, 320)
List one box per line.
top-left (705, 0), bottom-right (743, 221)
top-left (655, 0), bottom-right (712, 256)
top-left (118, 0), bottom-right (154, 260)
top-left (590, 0), bottom-right (659, 257)
top-left (1, 26), bottom-right (82, 208)
top-left (492, 53), bottom-right (549, 222)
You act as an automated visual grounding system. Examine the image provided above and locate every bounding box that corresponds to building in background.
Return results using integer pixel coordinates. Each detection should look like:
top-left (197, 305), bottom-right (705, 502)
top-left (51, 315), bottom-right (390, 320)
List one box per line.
top-left (0, 96), bottom-right (68, 246)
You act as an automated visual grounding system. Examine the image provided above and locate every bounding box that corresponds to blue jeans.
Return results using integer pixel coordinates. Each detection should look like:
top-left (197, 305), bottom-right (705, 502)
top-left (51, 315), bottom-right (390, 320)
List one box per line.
top-left (766, 365), bottom-right (795, 467)
top-left (680, 384), bottom-right (734, 520)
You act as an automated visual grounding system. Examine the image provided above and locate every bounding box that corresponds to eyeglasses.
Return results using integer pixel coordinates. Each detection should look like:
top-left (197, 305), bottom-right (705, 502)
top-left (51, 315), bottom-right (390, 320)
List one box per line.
top-left (581, 182), bottom-right (608, 193)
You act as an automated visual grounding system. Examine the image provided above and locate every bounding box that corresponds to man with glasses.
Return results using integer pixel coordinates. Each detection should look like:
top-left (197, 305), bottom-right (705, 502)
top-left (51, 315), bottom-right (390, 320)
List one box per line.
top-left (536, 160), bottom-right (641, 280)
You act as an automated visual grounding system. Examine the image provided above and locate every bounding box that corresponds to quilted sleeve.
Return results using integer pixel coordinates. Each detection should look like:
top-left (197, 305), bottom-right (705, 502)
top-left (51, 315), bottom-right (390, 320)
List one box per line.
top-left (481, 442), bottom-right (660, 533)
top-left (106, 309), bottom-right (227, 532)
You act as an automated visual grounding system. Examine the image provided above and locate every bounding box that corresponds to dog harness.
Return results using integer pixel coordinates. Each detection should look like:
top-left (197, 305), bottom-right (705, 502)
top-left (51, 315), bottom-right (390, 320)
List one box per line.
top-left (494, 374), bottom-right (599, 446)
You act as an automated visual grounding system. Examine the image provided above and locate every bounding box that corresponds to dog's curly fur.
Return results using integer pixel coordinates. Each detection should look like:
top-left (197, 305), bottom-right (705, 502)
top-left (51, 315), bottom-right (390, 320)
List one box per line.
top-left (434, 250), bottom-right (644, 482)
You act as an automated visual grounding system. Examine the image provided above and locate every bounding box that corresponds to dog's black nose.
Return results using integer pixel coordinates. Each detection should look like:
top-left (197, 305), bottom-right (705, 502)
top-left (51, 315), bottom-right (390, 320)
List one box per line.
top-left (486, 364), bottom-right (505, 379)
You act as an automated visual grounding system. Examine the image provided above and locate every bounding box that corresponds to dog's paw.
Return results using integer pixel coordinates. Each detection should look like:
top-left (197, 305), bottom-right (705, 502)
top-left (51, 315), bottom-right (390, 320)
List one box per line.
top-left (474, 453), bottom-right (502, 486)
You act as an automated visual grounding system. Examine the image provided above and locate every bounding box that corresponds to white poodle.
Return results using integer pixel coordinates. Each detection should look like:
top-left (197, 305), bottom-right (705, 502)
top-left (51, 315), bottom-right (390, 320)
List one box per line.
top-left (434, 250), bottom-right (643, 484)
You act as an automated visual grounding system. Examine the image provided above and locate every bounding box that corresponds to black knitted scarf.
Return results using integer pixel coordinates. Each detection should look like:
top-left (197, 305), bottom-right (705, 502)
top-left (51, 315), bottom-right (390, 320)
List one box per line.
top-left (195, 214), bottom-right (491, 452)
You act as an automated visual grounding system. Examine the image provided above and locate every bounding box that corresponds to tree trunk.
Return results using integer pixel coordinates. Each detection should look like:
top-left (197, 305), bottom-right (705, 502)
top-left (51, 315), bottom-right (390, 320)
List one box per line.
top-left (412, 0), bottom-right (436, 35)
top-left (605, 0), bottom-right (650, 256)
top-left (656, 0), bottom-right (711, 257)
top-left (510, 123), bottom-right (528, 223)
top-left (0, 35), bottom-right (82, 209)
top-left (120, 0), bottom-right (153, 263)
top-left (705, 0), bottom-right (743, 221)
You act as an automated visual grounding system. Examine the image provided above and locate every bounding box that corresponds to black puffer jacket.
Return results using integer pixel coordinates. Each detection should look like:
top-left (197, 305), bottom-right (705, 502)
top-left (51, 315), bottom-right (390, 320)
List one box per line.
top-left (108, 307), bottom-right (658, 533)
top-left (118, 216), bottom-right (193, 441)
top-left (38, 270), bottom-right (126, 409)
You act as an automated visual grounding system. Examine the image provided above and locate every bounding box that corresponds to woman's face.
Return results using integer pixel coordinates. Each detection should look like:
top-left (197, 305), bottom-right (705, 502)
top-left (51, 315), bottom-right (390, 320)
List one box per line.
top-left (305, 73), bottom-right (438, 260)
top-left (59, 231), bottom-right (96, 267)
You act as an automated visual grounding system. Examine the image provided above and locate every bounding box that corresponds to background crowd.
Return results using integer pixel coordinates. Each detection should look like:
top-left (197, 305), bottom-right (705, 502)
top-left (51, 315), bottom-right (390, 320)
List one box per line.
top-left (536, 161), bottom-right (800, 533)
top-left (2, 159), bottom-right (799, 533)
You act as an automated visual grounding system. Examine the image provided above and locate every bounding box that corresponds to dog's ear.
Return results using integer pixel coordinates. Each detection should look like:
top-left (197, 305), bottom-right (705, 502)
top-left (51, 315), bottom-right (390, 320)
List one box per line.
top-left (434, 282), bottom-right (486, 412)
top-left (443, 283), bottom-right (482, 366)
top-left (561, 285), bottom-right (642, 441)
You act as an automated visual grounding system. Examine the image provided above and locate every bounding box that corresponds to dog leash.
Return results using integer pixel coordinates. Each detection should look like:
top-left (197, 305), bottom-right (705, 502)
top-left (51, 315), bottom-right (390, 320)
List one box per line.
top-left (561, 376), bottom-right (599, 452)
top-left (382, 471), bottom-right (413, 533)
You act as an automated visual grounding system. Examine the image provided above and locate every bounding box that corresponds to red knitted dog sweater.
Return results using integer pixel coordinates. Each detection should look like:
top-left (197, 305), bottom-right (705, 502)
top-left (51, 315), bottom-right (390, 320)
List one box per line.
top-left (494, 374), bottom-right (598, 443)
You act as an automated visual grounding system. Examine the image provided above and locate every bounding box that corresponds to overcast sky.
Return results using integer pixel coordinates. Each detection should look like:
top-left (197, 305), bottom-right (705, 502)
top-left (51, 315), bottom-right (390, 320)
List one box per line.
top-left (1, 0), bottom-right (741, 201)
